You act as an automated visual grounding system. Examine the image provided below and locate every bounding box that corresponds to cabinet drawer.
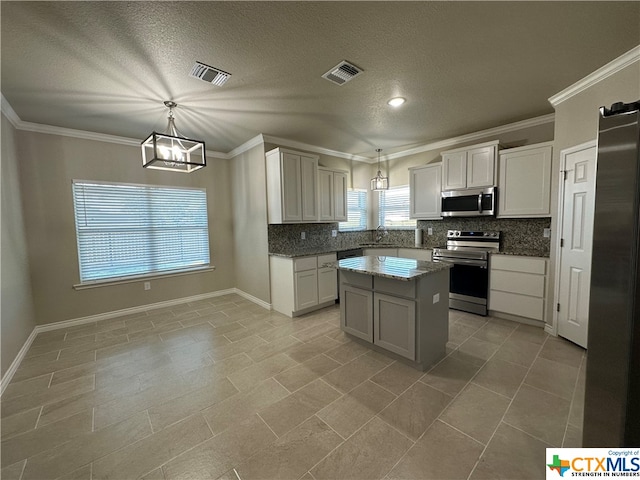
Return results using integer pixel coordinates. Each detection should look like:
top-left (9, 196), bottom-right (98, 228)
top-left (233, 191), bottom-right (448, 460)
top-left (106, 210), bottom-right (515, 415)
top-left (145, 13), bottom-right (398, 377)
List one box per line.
top-left (374, 276), bottom-right (416, 298)
top-left (490, 270), bottom-right (545, 298)
top-left (294, 256), bottom-right (317, 272)
top-left (491, 255), bottom-right (546, 275)
top-left (489, 290), bottom-right (544, 321)
top-left (340, 271), bottom-right (373, 290)
top-left (317, 253), bottom-right (337, 267)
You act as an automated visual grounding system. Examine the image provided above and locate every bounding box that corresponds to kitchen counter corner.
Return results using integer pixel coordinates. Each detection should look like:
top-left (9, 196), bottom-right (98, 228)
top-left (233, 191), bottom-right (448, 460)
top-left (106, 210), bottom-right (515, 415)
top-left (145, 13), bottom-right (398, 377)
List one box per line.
top-left (336, 255), bottom-right (450, 281)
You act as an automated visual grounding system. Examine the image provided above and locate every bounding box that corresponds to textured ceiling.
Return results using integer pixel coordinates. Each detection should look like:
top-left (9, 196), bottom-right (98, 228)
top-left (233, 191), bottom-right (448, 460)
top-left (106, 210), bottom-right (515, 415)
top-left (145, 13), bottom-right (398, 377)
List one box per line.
top-left (1, 1), bottom-right (639, 158)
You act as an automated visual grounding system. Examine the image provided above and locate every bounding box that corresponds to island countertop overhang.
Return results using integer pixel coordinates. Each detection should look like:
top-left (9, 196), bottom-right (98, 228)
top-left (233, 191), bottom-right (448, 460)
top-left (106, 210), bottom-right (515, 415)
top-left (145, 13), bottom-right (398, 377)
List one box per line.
top-left (335, 255), bottom-right (451, 282)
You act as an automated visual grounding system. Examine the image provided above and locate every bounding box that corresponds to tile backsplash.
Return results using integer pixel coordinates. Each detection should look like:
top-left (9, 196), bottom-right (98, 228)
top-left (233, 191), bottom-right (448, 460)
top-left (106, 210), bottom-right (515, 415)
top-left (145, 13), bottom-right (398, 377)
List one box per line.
top-left (417, 217), bottom-right (551, 254)
top-left (268, 217), bottom-right (551, 256)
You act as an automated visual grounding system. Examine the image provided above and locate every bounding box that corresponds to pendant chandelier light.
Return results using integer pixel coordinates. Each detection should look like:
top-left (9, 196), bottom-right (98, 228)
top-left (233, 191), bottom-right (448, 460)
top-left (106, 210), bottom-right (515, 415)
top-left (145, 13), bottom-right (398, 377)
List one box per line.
top-left (370, 148), bottom-right (389, 191)
top-left (141, 101), bottom-right (206, 173)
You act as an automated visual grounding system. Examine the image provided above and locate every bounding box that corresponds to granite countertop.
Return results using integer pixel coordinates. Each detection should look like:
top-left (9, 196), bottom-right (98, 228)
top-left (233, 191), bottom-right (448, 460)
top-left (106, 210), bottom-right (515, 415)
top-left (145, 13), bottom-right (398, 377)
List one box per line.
top-left (335, 255), bottom-right (451, 281)
top-left (269, 244), bottom-right (433, 258)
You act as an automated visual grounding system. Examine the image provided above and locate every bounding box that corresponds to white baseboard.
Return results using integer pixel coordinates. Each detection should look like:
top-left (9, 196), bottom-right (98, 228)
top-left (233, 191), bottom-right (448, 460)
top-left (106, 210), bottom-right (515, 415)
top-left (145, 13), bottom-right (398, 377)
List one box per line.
top-left (0, 288), bottom-right (271, 396)
top-left (234, 289), bottom-right (271, 310)
top-left (0, 328), bottom-right (38, 396)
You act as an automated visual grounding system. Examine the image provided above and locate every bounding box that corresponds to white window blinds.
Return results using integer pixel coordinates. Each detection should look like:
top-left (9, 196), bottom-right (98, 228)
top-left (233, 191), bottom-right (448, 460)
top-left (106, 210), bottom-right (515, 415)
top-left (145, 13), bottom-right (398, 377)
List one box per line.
top-left (378, 185), bottom-right (416, 229)
top-left (72, 181), bottom-right (210, 283)
top-left (339, 189), bottom-right (367, 231)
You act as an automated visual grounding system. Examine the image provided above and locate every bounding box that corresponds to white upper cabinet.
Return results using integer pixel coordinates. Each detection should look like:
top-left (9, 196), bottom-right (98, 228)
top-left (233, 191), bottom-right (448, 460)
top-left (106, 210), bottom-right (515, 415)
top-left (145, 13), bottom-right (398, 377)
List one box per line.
top-left (441, 151), bottom-right (467, 190)
top-left (441, 141), bottom-right (500, 190)
top-left (333, 171), bottom-right (347, 221)
top-left (318, 167), bottom-right (348, 222)
top-left (498, 142), bottom-right (553, 218)
top-left (266, 148), bottom-right (319, 223)
top-left (467, 145), bottom-right (497, 188)
top-left (409, 163), bottom-right (442, 219)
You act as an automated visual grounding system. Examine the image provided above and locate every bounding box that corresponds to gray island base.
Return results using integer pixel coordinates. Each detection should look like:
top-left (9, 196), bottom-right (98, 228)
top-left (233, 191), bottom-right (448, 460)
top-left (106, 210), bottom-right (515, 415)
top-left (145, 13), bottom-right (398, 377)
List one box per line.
top-left (337, 256), bottom-right (451, 371)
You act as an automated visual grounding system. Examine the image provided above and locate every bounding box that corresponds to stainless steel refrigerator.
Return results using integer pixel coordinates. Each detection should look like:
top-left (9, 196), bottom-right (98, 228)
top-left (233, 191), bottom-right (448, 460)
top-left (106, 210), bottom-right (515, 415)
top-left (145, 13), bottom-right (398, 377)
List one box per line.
top-left (583, 100), bottom-right (640, 447)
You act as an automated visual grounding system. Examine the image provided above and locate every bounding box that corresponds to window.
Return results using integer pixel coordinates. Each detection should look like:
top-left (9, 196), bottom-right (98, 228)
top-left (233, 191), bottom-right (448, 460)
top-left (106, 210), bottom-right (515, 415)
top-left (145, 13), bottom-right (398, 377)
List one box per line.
top-left (378, 185), bottom-right (416, 229)
top-left (339, 189), bottom-right (367, 231)
top-left (72, 180), bottom-right (210, 283)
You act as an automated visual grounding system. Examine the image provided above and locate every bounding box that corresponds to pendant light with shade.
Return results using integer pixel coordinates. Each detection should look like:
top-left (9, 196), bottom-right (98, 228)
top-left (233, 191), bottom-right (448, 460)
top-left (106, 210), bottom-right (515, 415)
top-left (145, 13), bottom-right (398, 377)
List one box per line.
top-left (141, 101), bottom-right (206, 173)
top-left (370, 148), bottom-right (389, 191)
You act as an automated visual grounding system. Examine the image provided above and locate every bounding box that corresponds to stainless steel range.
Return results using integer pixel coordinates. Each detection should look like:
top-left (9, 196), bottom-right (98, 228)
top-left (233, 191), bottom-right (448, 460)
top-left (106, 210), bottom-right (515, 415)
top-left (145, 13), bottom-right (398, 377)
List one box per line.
top-left (432, 230), bottom-right (500, 316)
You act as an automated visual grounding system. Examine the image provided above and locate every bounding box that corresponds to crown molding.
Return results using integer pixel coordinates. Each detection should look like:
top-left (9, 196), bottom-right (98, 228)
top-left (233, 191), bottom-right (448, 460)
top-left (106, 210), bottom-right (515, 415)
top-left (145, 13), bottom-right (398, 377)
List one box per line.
top-left (1, 94), bottom-right (21, 128)
top-left (226, 133), bottom-right (266, 158)
top-left (549, 45), bottom-right (640, 107)
top-left (0, 97), bottom-right (229, 159)
top-left (262, 134), bottom-right (371, 163)
top-left (384, 113), bottom-right (555, 160)
top-left (3, 94), bottom-right (554, 164)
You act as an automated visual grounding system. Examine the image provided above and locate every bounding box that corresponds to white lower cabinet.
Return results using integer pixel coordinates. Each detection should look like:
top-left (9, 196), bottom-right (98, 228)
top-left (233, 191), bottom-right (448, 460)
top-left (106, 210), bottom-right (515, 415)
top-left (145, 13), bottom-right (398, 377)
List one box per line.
top-left (270, 253), bottom-right (337, 317)
top-left (294, 269), bottom-right (318, 311)
top-left (489, 255), bottom-right (547, 322)
top-left (318, 264), bottom-right (338, 303)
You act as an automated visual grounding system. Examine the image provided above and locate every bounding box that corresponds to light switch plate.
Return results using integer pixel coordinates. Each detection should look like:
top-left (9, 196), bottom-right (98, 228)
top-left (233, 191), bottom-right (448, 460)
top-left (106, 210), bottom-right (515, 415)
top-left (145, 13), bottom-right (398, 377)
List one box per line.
top-left (433, 293), bottom-right (439, 303)
top-left (543, 228), bottom-right (551, 238)
top-left (301, 232), bottom-right (306, 240)
top-left (144, 282), bottom-right (151, 291)
top-left (428, 227), bottom-right (433, 235)
top-left (331, 230), bottom-right (337, 237)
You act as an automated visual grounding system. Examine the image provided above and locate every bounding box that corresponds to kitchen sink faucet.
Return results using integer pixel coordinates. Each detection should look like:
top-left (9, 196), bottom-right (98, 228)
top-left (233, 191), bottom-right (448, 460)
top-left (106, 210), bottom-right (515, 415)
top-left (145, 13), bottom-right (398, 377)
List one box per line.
top-left (375, 225), bottom-right (388, 243)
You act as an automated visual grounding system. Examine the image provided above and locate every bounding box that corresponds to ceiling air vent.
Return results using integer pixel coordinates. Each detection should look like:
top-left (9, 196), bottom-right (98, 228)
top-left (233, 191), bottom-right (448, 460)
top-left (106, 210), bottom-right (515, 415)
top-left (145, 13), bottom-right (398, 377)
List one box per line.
top-left (322, 61), bottom-right (363, 86)
top-left (189, 61), bottom-right (231, 86)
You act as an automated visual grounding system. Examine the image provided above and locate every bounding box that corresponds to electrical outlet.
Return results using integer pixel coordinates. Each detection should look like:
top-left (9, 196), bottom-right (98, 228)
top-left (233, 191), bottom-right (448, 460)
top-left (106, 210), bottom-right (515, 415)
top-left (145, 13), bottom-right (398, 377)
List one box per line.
top-left (433, 293), bottom-right (440, 304)
top-left (331, 230), bottom-right (337, 237)
top-left (144, 282), bottom-right (151, 291)
top-left (301, 232), bottom-right (306, 240)
top-left (543, 228), bottom-right (551, 238)
top-left (428, 227), bottom-right (433, 236)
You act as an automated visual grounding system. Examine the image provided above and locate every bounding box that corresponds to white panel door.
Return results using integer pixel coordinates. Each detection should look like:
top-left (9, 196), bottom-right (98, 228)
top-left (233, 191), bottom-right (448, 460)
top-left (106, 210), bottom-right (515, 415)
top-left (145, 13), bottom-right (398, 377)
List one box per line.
top-left (281, 153), bottom-right (302, 222)
top-left (442, 152), bottom-right (467, 190)
top-left (333, 172), bottom-right (348, 221)
top-left (467, 146), bottom-right (495, 188)
top-left (294, 269), bottom-right (318, 311)
top-left (300, 155), bottom-right (318, 221)
top-left (557, 145), bottom-right (597, 348)
top-left (318, 169), bottom-right (334, 221)
top-left (410, 164), bottom-right (442, 219)
top-left (318, 266), bottom-right (337, 303)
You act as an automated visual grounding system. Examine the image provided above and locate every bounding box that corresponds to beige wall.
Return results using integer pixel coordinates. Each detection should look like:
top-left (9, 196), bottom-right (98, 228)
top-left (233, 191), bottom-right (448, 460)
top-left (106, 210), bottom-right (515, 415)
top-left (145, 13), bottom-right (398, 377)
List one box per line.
top-left (1, 114), bottom-right (37, 376)
top-left (16, 131), bottom-right (235, 325)
top-left (231, 144), bottom-right (270, 303)
top-left (548, 60), bottom-right (640, 328)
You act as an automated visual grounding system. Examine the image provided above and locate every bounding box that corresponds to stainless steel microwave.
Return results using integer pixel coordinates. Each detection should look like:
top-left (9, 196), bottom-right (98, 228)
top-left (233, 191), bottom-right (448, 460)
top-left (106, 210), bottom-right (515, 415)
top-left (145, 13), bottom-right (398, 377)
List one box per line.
top-left (441, 187), bottom-right (497, 217)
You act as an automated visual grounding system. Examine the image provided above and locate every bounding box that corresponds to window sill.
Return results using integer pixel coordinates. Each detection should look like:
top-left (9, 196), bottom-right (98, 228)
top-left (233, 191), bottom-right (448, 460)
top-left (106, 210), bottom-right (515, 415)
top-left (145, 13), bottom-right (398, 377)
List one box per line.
top-left (73, 266), bottom-right (216, 290)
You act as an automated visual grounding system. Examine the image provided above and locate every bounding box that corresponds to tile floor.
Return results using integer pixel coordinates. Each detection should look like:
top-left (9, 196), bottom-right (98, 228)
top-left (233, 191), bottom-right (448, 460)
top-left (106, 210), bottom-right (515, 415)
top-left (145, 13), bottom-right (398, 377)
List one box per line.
top-left (0, 293), bottom-right (586, 480)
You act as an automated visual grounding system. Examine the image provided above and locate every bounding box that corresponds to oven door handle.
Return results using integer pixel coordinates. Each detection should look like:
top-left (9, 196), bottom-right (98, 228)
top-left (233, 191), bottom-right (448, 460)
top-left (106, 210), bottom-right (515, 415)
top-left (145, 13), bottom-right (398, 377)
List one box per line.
top-left (433, 257), bottom-right (488, 268)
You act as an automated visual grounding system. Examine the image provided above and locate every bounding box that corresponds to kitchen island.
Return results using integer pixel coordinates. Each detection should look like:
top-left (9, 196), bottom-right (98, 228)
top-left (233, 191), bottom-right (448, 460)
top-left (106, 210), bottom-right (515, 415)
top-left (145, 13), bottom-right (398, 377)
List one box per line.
top-left (337, 255), bottom-right (451, 371)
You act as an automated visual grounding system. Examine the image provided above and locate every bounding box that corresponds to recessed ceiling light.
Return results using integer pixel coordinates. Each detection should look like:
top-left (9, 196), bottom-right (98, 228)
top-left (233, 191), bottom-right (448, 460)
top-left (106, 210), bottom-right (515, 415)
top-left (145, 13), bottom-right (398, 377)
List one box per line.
top-left (387, 97), bottom-right (406, 107)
